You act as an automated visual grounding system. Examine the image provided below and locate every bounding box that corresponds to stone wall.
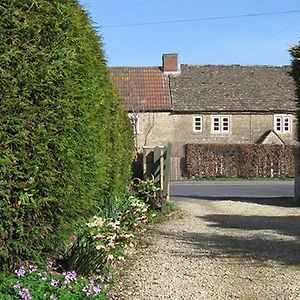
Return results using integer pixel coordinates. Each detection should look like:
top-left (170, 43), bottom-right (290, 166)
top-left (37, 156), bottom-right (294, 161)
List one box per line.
top-left (172, 113), bottom-right (297, 156)
top-left (129, 112), bottom-right (174, 151)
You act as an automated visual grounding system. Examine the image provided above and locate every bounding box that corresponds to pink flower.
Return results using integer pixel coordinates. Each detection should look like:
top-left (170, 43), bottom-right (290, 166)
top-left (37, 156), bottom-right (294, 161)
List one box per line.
top-left (12, 282), bottom-right (21, 289)
top-left (46, 261), bottom-right (53, 269)
top-left (108, 290), bottom-right (118, 299)
top-left (51, 279), bottom-right (60, 286)
top-left (29, 265), bottom-right (37, 273)
top-left (19, 288), bottom-right (31, 300)
top-left (15, 266), bottom-right (25, 278)
top-left (63, 271), bottom-right (77, 284)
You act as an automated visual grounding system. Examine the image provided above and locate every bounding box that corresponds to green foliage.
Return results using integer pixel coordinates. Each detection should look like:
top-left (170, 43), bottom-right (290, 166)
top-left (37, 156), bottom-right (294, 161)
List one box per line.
top-left (289, 43), bottom-right (300, 141)
top-left (130, 178), bottom-right (162, 209)
top-left (0, 0), bottom-right (133, 269)
top-left (64, 196), bottom-right (149, 276)
top-left (0, 264), bottom-right (113, 299)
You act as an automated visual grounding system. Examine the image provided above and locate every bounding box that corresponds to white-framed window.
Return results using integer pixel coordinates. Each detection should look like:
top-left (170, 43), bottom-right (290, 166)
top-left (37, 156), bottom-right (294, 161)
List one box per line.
top-left (274, 115), bottom-right (291, 133)
top-left (129, 115), bottom-right (139, 135)
top-left (193, 115), bottom-right (202, 132)
top-left (211, 115), bottom-right (230, 133)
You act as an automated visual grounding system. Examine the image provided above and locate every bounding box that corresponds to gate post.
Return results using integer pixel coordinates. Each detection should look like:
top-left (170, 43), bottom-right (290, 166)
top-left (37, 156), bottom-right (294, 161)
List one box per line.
top-left (142, 144), bottom-right (172, 199)
top-left (295, 145), bottom-right (300, 206)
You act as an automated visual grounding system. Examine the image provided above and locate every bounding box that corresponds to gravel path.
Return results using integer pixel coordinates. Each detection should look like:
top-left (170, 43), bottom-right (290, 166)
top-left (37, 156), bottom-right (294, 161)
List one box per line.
top-left (119, 198), bottom-right (300, 300)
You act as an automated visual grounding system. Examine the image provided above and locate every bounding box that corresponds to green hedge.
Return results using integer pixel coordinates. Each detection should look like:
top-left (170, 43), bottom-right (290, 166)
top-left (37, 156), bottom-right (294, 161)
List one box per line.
top-left (0, 0), bottom-right (133, 269)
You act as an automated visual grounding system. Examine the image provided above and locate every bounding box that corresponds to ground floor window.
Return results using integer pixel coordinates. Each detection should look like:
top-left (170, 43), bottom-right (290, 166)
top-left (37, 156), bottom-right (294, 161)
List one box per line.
top-left (129, 115), bottom-right (140, 135)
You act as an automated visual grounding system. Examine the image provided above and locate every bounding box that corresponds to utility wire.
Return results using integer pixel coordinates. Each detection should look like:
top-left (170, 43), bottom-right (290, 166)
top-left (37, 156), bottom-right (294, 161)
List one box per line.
top-left (102, 9), bottom-right (300, 28)
top-left (225, 19), bottom-right (300, 63)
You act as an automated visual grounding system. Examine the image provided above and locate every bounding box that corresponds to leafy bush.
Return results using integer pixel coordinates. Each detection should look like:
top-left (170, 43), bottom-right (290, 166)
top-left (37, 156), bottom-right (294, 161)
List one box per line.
top-left (64, 196), bottom-right (150, 276)
top-left (0, 0), bottom-right (133, 269)
top-left (130, 178), bottom-right (162, 209)
top-left (0, 263), bottom-right (116, 299)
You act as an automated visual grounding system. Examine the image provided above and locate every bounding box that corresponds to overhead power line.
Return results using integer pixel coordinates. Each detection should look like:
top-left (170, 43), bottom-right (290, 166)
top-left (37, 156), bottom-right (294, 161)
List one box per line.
top-left (102, 9), bottom-right (300, 28)
top-left (225, 19), bottom-right (300, 63)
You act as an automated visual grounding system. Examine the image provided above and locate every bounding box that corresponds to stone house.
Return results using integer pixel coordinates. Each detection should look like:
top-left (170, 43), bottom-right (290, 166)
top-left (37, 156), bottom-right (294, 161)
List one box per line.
top-left (110, 56), bottom-right (174, 151)
top-left (111, 54), bottom-right (297, 178)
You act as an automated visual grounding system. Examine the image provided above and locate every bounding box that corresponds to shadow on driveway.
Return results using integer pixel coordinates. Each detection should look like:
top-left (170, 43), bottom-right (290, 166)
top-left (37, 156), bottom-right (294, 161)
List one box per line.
top-left (161, 213), bottom-right (300, 266)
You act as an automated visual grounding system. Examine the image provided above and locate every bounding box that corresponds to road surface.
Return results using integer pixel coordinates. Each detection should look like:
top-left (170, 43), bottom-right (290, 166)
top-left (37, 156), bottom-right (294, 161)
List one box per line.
top-left (170, 180), bottom-right (295, 206)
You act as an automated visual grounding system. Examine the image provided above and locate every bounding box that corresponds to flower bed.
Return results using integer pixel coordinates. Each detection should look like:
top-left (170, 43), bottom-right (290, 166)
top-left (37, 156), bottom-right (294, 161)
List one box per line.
top-left (0, 263), bottom-right (115, 299)
top-left (0, 180), bottom-right (167, 299)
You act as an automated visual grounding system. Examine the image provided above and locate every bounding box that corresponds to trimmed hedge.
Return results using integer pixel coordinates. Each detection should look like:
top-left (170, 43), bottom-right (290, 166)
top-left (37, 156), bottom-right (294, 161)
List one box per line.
top-left (0, 0), bottom-right (133, 269)
top-left (186, 144), bottom-right (295, 178)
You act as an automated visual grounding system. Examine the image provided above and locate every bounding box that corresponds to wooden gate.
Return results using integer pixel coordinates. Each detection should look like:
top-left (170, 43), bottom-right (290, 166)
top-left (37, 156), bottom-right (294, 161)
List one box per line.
top-left (142, 143), bottom-right (172, 198)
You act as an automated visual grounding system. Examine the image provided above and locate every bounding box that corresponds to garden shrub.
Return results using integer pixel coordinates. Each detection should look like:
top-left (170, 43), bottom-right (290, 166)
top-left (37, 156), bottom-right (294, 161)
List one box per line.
top-left (64, 196), bottom-right (150, 276)
top-left (0, 0), bottom-right (133, 269)
top-left (130, 178), bottom-right (162, 210)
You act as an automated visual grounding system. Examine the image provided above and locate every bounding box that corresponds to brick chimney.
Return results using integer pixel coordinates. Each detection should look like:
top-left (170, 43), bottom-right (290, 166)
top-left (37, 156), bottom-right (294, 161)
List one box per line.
top-left (162, 53), bottom-right (180, 74)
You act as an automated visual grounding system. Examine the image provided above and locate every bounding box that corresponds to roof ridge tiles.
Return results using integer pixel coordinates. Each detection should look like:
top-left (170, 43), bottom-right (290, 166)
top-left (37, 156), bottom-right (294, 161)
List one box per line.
top-left (110, 66), bottom-right (161, 70)
top-left (181, 63), bottom-right (291, 68)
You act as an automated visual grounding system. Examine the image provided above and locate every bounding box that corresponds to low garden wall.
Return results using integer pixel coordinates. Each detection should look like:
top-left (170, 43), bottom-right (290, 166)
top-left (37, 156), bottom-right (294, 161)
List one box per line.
top-left (186, 144), bottom-right (295, 178)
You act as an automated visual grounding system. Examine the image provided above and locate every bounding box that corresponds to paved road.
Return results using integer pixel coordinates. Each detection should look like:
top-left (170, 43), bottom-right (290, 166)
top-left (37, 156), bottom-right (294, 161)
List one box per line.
top-left (170, 180), bottom-right (295, 206)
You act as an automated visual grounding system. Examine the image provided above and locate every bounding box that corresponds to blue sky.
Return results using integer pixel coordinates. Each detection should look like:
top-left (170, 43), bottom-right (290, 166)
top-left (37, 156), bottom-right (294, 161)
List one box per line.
top-left (78, 0), bottom-right (300, 67)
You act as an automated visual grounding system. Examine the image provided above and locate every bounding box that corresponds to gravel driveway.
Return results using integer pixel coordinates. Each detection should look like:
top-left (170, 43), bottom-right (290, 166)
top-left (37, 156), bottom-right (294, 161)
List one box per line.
top-left (119, 198), bottom-right (300, 300)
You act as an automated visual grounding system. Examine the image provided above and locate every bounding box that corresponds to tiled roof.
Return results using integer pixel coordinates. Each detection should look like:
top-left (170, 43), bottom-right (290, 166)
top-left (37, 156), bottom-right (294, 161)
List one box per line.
top-left (170, 64), bottom-right (297, 112)
top-left (110, 67), bottom-right (171, 112)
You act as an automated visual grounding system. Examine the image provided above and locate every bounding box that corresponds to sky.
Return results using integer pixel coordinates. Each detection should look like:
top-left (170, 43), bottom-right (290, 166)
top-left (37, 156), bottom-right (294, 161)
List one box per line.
top-left (78, 0), bottom-right (300, 67)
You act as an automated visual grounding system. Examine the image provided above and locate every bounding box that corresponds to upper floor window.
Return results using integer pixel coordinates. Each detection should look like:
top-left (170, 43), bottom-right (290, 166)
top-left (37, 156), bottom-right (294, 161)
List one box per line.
top-left (211, 115), bottom-right (230, 133)
top-left (193, 116), bottom-right (202, 132)
top-left (274, 115), bottom-right (291, 133)
top-left (129, 115), bottom-right (139, 135)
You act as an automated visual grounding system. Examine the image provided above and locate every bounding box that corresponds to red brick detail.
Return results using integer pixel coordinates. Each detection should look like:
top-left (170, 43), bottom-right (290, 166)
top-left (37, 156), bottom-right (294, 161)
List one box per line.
top-left (162, 53), bottom-right (178, 73)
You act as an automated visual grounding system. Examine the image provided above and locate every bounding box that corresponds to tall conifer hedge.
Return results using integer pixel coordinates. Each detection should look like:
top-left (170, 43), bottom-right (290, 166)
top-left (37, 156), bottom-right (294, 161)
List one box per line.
top-left (0, 0), bottom-right (133, 268)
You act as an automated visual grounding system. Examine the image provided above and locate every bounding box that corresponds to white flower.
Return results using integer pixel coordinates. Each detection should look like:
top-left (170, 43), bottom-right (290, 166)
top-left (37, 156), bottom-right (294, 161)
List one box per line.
top-left (96, 244), bottom-right (106, 251)
top-left (124, 233), bottom-right (134, 239)
top-left (117, 256), bottom-right (125, 262)
top-left (94, 233), bottom-right (104, 239)
top-left (87, 216), bottom-right (104, 228)
top-left (107, 222), bottom-right (119, 229)
top-left (107, 254), bottom-right (114, 261)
